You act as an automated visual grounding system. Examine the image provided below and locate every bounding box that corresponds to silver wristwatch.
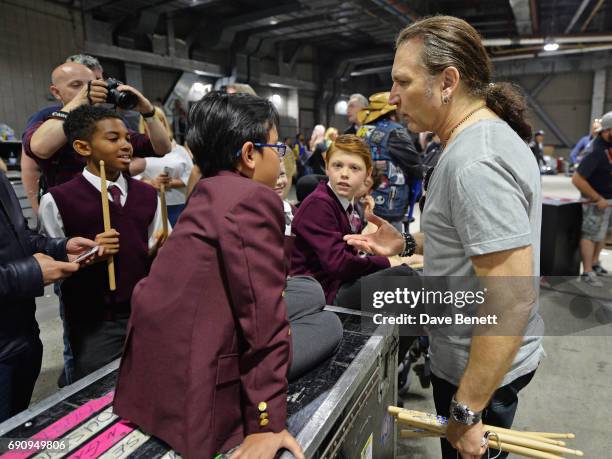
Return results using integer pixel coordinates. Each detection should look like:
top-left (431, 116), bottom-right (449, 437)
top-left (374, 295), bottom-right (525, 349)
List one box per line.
top-left (449, 395), bottom-right (482, 425)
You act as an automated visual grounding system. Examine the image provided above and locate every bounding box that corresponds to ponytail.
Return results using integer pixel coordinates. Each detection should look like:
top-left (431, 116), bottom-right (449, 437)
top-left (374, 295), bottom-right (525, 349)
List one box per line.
top-left (485, 83), bottom-right (532, 141)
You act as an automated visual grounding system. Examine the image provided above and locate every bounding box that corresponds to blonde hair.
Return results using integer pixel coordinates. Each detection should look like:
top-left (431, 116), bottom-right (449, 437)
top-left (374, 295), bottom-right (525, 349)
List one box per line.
top-left (325, 134), bottom-right (372, 171)
top-left (225, 83), bottom-right (257, 95)
top-left (324, 127), bottom-right (338, 142)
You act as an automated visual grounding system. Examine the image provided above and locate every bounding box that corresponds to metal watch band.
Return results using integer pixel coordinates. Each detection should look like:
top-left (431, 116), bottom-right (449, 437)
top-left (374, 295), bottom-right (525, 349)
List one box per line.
top-left (399, 232), bottom-right (416, 257)
top-left (449, 395), bottom-right (482, 425)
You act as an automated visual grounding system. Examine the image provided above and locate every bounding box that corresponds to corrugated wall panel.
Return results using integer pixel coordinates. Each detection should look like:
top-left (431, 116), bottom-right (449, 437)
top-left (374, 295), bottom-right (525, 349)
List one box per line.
top-left (0, 0), bottom-right (82, 137)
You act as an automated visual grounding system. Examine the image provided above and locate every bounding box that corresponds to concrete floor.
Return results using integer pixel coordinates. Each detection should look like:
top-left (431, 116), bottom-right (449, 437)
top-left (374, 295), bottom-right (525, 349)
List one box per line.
top-left (27, 175), bottom-right (612, 457)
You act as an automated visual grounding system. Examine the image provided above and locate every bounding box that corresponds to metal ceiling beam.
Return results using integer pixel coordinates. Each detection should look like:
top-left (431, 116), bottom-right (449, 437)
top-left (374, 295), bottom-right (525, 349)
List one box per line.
top-left (368, 0), bottom-right (415, 24)
top-left (590, 69), bottom-right (606, 121)
top-left (348, 47), bottom-right (612, 79)
top-left (580, 0), bottom-right (605, 32)
top-left (565, 0), bottom-right (591, 33)
top-left (530, 74), bottom-right (554, 98)
top-left (484, 34), bottom-right (612, 46)
top-left (494, 49), bottom-right (612, 77)
top-left (509, 0), bottom-right (534, 35)
top-left (82, 0), bottom-right (119, 12)
top-left (530, 0), bottom-right (539, 34)
top-left (83, 40), bottom-right (224, 76)
top-left (212, 5), bottom-right (297, 49)
top-left (522, 87), bottom-right (572, 147)
top-left (256, 73), bottom-right (317, 91)
top-left (492, 43), bottom-right (612, 62)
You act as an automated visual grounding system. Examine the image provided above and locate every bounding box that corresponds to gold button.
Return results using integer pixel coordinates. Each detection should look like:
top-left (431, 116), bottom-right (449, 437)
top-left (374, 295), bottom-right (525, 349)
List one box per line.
top-left (282, 291), bottom-right (285, 297)
top-left (260, 413), bottom-right (269, 420)
top-left (258, 402), bottom-right (267, 412)
top-left (260, 418), bottom-right (269, 427)
top-left (288, 327), bottom-right (291, 336)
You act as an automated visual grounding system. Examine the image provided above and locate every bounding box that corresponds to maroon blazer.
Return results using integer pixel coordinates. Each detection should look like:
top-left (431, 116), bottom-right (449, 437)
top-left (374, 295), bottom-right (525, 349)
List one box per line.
top-left (290, 181), bottom-right (390, 303)
top-left (113, 171), bottom-right (292, 458)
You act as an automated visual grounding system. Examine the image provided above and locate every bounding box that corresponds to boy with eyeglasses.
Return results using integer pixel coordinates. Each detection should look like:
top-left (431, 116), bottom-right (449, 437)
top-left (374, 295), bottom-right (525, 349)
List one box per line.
top-left (113, 92), bottom-right (305, 459)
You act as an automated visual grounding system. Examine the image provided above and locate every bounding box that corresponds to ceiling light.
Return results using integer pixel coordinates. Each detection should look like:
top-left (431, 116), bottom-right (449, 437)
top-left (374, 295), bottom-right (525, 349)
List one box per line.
top-left (188, 82), bottom-right (212, 101)
top-left (269, 94), bottom-right (282, 107)
top-left (543, 42), bottom-right (559, 52)
top-left (334, 100), bottom-right (348, 115)
top-left (269, 19), bottom-right (278, 25)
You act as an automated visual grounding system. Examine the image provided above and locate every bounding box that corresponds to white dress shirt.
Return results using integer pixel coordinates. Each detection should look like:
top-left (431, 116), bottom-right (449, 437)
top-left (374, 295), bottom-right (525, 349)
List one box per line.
top-left (39, 168), bottom-right (170, 249)
top-left (327, 181), bottom-right (353, 211)
top-left (138, 144), bottom-right (193, 206)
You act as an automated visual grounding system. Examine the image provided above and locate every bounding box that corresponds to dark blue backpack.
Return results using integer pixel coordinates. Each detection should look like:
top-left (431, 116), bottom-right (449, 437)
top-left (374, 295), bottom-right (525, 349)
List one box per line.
top-left (357, 118), bottom-right (410, 221)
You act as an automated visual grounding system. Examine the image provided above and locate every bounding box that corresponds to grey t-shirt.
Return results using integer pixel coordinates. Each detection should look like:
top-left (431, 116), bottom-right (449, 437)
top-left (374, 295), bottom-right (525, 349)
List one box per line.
top-left (421, 119), bottom-right (544, 387)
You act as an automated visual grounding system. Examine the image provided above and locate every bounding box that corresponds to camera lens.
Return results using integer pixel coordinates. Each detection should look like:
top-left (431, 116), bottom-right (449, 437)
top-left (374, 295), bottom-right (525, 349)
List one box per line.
top-left (104, 78), bottom-right (138, 110)
top-left (115, 91), bottom-right (139, 110)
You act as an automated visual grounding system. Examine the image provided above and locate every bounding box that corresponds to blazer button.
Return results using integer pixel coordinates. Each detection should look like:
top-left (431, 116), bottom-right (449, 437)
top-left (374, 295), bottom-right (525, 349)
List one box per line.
top-left (260, 418), bottom-right (269, 427)
top-left (258, 402), bottom-right (267, 412)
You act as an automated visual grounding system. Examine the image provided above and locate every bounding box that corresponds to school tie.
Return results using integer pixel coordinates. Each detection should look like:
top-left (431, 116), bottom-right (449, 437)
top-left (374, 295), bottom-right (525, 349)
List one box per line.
top-left (347, 204), bottom-right (360, 234)
top-left (108, 185), bottom-right (123, 208)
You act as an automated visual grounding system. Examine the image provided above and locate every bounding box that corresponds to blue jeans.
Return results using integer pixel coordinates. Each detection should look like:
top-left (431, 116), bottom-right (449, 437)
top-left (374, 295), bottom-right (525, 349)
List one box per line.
top-left (167, 204), bottom-right (185, 227)
top-left (432, 370), bottom-right (536, 459)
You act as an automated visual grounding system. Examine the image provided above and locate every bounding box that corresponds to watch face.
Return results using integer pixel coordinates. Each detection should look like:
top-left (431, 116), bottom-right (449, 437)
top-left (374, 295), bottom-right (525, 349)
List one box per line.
top-left (452, 406), bottom-right (468, 423)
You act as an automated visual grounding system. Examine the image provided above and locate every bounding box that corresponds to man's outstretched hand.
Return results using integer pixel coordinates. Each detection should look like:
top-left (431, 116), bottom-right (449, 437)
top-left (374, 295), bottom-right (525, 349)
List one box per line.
top-left (343, 211), bottom-right (404, 256)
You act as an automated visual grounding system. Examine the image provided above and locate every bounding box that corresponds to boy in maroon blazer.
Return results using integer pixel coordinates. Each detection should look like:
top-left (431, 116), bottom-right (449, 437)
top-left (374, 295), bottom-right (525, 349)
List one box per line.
top-left (290, 135), bottom-right (393, 305)
top-left (113, 92), bottom-right (304, 459)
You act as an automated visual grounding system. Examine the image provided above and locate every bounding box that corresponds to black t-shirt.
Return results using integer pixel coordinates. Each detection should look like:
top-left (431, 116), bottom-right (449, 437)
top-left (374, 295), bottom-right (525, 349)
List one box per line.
top-left (577, 136), bottom-right (612, 198)
top-left (387, 127), bottom-right (422, 180)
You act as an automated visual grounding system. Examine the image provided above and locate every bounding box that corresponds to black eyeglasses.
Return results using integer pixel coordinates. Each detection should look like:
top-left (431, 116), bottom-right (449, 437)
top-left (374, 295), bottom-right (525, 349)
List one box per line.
top-left (235, 143), bottom-right (287, 158)
top-left (419, 166), bottom-right (435, 213)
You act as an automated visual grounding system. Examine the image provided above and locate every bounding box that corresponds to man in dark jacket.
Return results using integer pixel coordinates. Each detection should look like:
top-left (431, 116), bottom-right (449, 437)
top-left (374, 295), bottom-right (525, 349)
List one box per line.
top-left (0, 171), bottom-right (97, 422)
top-left (356, 92), bottom-right (422, 231)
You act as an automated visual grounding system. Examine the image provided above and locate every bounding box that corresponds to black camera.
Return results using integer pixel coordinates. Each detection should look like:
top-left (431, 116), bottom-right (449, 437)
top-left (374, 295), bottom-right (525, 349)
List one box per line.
top-left (104, 78), bottom-right (139, 110)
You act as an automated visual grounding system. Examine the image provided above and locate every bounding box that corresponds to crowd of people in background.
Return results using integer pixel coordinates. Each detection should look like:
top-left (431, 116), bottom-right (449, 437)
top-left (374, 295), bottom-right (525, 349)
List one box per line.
top-left (1, 13), bottom-right (611, 458)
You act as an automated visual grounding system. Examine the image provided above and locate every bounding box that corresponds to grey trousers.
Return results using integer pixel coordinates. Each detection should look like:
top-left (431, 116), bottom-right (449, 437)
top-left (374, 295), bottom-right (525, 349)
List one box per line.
top-left (285, 275), bottom-right (343, 381)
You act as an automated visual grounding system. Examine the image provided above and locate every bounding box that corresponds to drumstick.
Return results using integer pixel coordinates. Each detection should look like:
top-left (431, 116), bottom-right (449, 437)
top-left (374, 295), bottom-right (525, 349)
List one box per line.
top-left (398, 428), bottom-right (565, 447)
top-left (491, 432), bottom-right (583, 457)
top-left (520, 431), bottom-right (576, 439)
top-left (480, 426), bottom-right (566, 445)
top-left (390, 407), bottom-right (569, 444)
top-left (392, 409), bottom-right (582, 457)
top-left (486, 437), bottom-right (564, 459)
top-left (400, 429), bottom-right (440, 438)
top-left (99, 160), bottom-right (116, 291)
top-left (160, 181), bottom-right (168, 239)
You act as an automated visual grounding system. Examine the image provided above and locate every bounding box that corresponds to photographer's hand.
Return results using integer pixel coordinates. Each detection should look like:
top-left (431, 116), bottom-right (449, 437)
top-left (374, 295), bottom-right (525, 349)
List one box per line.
top-left (116, 84), bottom-right (154, 114)
top-left (117, 84), bottom-right (172, 155)
top-left (30, 79), bottom-right (108, 159)
top-left (64, 79), bottom-right (108, 111)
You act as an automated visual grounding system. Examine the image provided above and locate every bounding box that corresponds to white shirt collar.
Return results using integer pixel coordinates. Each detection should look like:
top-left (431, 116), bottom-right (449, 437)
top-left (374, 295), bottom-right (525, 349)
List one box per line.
top-left (327, 181), bottom-right (353, 211)
top-left (82, 167), bottom-right (128, 200)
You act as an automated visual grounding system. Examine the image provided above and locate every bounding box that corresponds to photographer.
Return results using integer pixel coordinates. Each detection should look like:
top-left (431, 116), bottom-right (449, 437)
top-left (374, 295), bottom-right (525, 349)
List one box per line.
top-left (23, 62), bottom-right (171, 188)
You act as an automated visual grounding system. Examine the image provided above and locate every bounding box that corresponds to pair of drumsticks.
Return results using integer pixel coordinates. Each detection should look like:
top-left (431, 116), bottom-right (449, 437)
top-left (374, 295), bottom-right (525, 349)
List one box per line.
top-left (389, 406), bottom-right (583, 459)
top-left (99, 161), bottom-right (168, 290)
